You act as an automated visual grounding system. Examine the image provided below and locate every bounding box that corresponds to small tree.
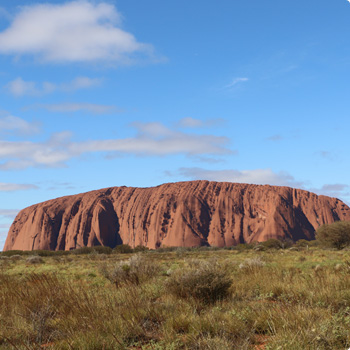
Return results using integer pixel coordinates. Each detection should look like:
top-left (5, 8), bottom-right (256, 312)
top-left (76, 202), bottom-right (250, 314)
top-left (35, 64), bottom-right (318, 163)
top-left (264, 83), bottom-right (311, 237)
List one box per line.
top-left (316, 221), bottom-right (350, 249)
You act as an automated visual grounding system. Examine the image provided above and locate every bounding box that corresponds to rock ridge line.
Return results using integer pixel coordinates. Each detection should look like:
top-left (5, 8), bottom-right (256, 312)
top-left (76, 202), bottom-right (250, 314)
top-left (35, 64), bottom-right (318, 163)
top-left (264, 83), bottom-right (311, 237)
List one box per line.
top-left (4, 180), bottom-right (350, 251)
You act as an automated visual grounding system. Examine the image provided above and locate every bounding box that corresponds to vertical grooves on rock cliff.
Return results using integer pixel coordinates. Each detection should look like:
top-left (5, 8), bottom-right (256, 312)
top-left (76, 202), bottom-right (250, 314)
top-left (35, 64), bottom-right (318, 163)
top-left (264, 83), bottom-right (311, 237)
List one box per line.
top-left (4, 181), bottom-right (350, 251)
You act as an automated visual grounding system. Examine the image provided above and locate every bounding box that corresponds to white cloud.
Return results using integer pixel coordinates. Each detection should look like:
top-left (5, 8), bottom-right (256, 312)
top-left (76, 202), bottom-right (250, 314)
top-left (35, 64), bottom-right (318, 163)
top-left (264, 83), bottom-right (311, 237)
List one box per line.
top-left (0, 231), bottom-right (8, 251)
top-left (8, 78), bottom-right (35, 96)
top-left (0, 122), bottom-right (232, 169)
top-left (61, 77), bottom-right (102, 91)
top-left (0, 115), bottom-right (40, 135)
top-left (0, 131), bottom-right (74, 169)
top-left (225, 77), bottom-right (249, 89)
top-left (178, 167), bottom-right (303, 187)
top-left (177, 117), bottom-right (225, 128)
top-left (0, 209), bottom-right (18, 250)
top-left (0, 224), bottom-right (10, 230)
top-left (311, 184), bottom-right (350, 200)
top-left (0, 209), bottom-right (19, 219)
top-left (178, 117), bottom-right (204, 128)
top-left (6, 76), bottom-right (101, 97)
top-left (35, 103), bottom-right (117, 114)
top-left (0, 1), bottom-right (156, 64)
top-left (0, 183), bottom-right (38, 191)
top-left (70, 122), bottom-right (232, 157)
top-left (5, 77), bottom-right (54, 97)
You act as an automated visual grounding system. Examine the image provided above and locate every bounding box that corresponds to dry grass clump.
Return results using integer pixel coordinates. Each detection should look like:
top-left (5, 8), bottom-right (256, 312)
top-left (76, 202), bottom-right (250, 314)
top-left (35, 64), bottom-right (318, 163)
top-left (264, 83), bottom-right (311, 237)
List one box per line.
top-left (186, 335), bottom-right (237, 350)
top-left (166, 259), bottom-right (232, 304)
top-left (103, 254), bottom-right (160, 287)
top-left (0, 273), bottom-right (64, 347)
top-left (238, 256), bottom-right (265, 271)
top-left (9, 254), bottom-right (22, 261)
top-left (26, 255), bottom-right (44, 264)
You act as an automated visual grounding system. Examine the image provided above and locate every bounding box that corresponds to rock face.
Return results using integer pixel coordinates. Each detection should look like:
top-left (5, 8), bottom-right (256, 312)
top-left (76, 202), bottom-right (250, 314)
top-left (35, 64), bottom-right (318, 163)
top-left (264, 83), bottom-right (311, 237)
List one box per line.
top-left (4, 181), bottom-right (350, 251)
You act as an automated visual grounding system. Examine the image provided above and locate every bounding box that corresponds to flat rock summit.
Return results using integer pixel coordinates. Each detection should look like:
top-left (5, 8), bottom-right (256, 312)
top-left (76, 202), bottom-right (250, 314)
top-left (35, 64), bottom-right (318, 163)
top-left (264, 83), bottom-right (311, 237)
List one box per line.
top-left (4, 181), bottom-right (350, 251)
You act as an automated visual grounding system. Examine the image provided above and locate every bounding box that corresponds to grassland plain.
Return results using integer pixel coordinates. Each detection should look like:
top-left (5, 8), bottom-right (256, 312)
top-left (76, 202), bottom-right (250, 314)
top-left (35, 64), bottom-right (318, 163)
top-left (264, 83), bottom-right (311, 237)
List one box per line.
top-left (1, 245), bottom-right (350, 350)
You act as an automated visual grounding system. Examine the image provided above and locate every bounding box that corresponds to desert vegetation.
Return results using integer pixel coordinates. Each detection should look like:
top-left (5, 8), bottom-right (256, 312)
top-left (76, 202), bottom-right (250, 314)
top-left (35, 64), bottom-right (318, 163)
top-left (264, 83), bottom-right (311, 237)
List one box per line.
top-left (316, 221), bottom-right (350, 250)
top-left (2, 235), bottom-right (350, 349)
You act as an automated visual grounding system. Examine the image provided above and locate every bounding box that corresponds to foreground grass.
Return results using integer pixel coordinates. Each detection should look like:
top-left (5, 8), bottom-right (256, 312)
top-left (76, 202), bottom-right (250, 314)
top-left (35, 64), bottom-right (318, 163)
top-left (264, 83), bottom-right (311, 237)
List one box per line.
top-left (1, 248), bottom-right (350, 349)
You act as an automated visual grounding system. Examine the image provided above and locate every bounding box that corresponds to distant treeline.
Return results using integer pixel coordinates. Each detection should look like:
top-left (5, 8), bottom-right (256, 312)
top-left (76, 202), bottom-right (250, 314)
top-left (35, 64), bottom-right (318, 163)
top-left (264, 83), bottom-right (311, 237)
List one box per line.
top-left (0, 239), bottom-right (314, 257)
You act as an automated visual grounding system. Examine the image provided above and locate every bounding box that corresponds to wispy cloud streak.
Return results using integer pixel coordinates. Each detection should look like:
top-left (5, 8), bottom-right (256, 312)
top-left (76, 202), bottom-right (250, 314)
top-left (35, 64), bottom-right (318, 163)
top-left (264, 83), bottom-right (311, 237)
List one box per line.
top-left (0, 121), bottom-right (233, 170)
top-left (178, 167), bottom-right (304, 188)
top-left (6, 76), bottom-right (101, 97)
top-left (225, 77), bottom-right (249, 89)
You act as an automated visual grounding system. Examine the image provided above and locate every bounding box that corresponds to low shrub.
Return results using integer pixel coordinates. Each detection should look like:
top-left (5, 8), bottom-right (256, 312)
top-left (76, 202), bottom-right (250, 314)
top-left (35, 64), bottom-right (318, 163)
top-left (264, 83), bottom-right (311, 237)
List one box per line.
top-left (288, 246), bottom-right (300, 251)
top-left (9, 254), bottom-right (23, 261)
top-left (238, 256), bottom-right (266, 271)
top-left (93, 246), bottom-right (113, 255)
top-left (259, 238), bottom-right (293, 250)
top-left (1, 250), bottom-right (70, 257)
top-left (316, 221), bottom-right (350, 249)
top-left (230, 243), bottom-right (255, 251)
top-left (71, 246), bottom-right (113, 255)
top-left (295, 239), bottom-right (310, 248)
top-left (166, 260), bottom-right (232, 304)
top-left (26, 256), bottom-right (44, 264)
top-left (154, 246), bottom-right (178, 253)
top-left (133, 245), bottom-right (149, 253)
top-left (1, 250), bottom-right (32, 257)
top-left (113, 244), bottom-right (133, 254)
top-left (71, 247), bottom-right (96, 255)
top-left (108, 254), bottom-right (159, 287)
top-left (260, 239), bottom-right (283, 249)
top-left (32, 250), bottom-right (56, 257)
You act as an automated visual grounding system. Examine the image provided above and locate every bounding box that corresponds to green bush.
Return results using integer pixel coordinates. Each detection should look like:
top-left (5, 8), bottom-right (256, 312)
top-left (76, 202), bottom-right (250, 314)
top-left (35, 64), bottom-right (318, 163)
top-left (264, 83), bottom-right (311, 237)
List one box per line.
top-left (231, 243), bottom-right (255, 251)
top-left (166, 260), bottom-right (232, 304)
top-left (113, 244), bottom-right (133, 254)
top-left (1, 250), bottom-right (32, 257)
top-left (34, 250), bottom-right (55, 256)
top-left (295, 239), bottom-right (310, 248)
top-left (34, 250), bottom-right (70, 256)
top-left (70, 246), bottom-right (113, 255)
top-left (1, 249), bottom-right (71, 257)
top-left (72, 247), bottom-right (96, 255)
top-left (93, 246), bottom-right (113, 255)
top-left (133, 245), bottom-right (149, 253)
top-left (154, 246), bottom-right (178, 253)
top-left (259, 238), bottom-right (293, 250)
top-left (316, 221), bottom-right (350, 249)
top-left (260, 239), bottom-right (283, 249)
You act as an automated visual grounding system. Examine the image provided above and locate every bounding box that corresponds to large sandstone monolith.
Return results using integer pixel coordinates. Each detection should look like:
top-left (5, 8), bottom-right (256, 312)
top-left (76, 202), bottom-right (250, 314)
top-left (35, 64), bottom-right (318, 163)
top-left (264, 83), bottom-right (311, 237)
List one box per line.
top-left (4, 181), bottom-right (350, 251)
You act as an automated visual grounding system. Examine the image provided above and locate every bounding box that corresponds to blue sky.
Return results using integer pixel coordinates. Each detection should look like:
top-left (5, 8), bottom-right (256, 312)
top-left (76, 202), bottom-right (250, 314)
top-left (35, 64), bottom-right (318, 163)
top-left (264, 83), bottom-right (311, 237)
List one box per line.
top-left (1, 0), bottom-right (350, 250)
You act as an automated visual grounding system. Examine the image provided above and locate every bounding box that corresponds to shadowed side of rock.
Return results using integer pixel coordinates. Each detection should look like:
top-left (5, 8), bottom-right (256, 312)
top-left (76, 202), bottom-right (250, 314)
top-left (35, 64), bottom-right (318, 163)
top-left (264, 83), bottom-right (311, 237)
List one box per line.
top-left (4, 181), bottom-right (350, 251)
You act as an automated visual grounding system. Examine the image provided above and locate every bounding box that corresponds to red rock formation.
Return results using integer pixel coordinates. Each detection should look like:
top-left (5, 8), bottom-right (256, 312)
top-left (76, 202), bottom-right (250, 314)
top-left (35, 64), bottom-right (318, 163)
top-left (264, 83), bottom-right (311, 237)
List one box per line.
top-left (4, 181), bottom-right (350, 251)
